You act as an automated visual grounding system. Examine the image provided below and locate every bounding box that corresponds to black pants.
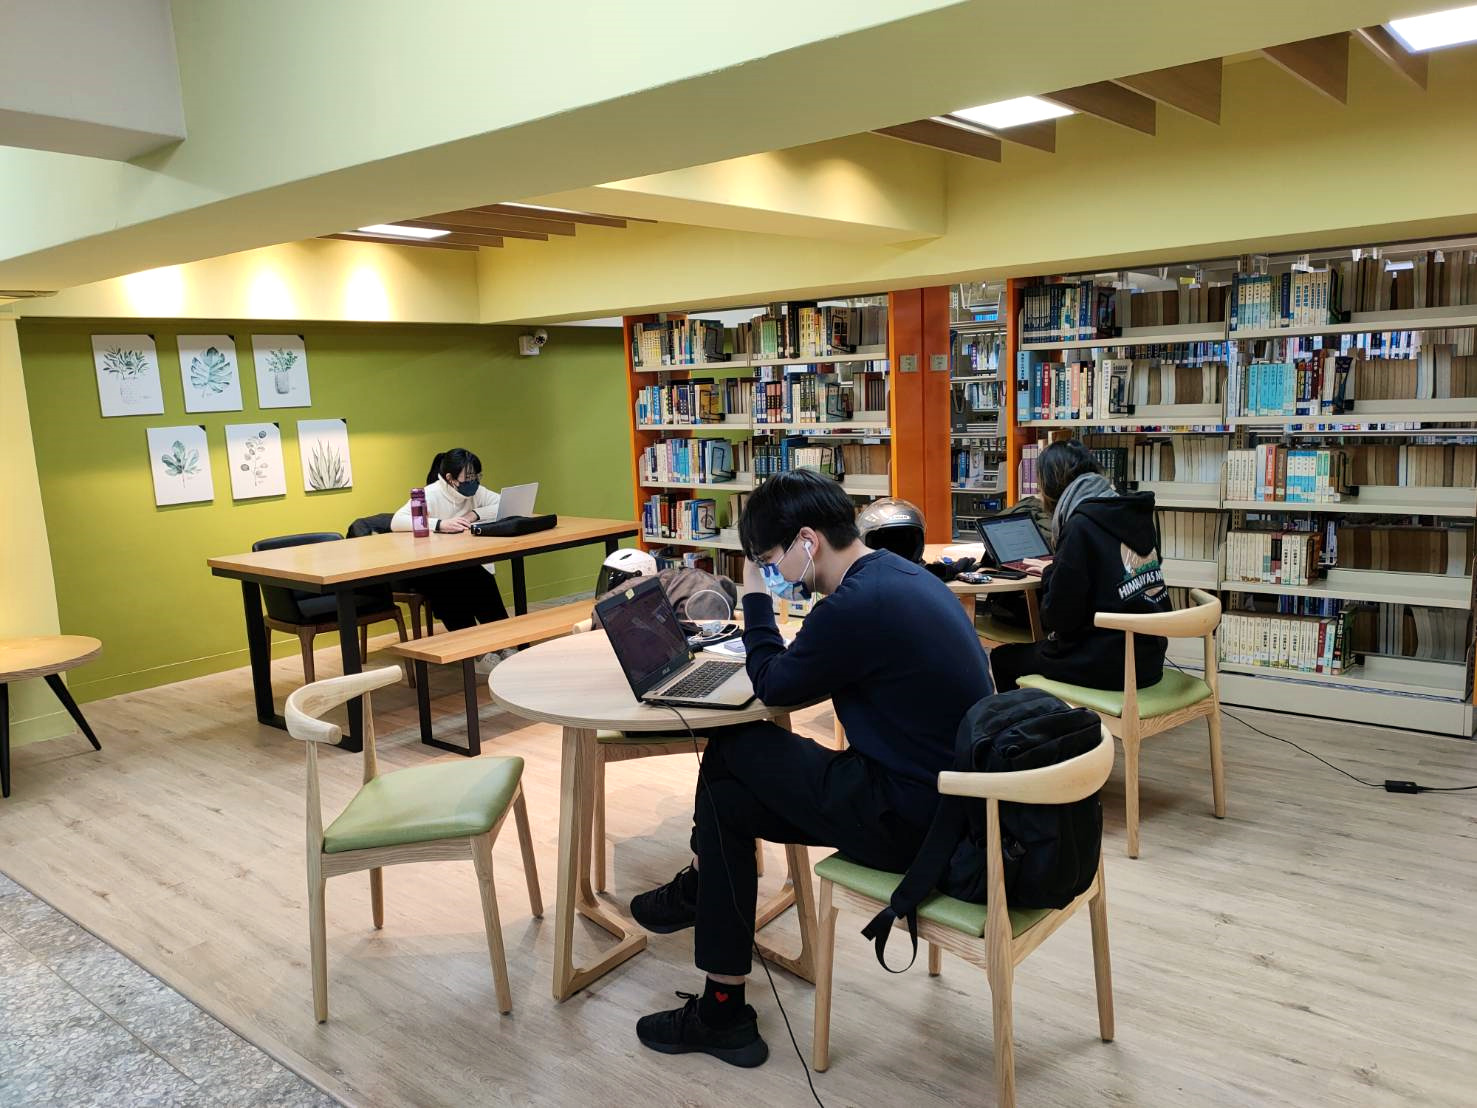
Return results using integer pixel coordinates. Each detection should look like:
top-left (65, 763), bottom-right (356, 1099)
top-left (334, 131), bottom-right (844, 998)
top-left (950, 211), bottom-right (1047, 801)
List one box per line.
top-left (415, 566), bottom-right (508, 632)
top-left (690, 721), bottom-right (928, 977)
top-left (988, 641), bottom-right (1045, 692)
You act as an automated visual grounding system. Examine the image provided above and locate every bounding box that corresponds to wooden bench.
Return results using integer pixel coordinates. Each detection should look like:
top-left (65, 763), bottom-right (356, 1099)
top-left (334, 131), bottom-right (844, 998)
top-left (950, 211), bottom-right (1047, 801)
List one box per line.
top-left (387, 601), bottom-right (591, 756)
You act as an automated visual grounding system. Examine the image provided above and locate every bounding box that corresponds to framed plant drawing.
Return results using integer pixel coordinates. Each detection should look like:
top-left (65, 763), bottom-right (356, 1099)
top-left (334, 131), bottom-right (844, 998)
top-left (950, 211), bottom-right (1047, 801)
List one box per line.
top-left (178, 335), bottom-right (243, 413)
top-left (146, 425), bottom-right (214, 506)
top-left (93, 334), bottom-right (164, 417)
top-left (252, 334), bottom-right (311, 408)
top-left (297, 418), bottom-right (352, 492)
top-left (225, 422), bottom-right (286, 500)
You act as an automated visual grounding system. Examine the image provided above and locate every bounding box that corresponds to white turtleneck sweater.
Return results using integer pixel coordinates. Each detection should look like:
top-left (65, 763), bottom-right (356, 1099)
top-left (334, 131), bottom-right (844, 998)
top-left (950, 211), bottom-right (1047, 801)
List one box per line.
top-left (391, 481), bottom-right (503, 572)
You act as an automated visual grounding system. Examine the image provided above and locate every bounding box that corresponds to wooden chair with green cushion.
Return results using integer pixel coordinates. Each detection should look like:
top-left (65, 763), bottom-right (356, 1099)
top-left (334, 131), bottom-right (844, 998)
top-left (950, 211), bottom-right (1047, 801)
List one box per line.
top-left (811, 724), bottom-right (1116, 1108)
top-left (1017, 587), bottom-right (1225, 858)
top-left (285, 666), bottom-right (542, 1021)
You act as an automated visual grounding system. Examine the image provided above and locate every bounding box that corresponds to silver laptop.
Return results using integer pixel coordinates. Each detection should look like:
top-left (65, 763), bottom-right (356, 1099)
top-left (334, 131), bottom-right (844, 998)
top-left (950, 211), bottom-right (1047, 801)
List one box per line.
top-left (496, 482), bottom-right (538, 520)
top-left (596, 576), bottom-right (754, 709)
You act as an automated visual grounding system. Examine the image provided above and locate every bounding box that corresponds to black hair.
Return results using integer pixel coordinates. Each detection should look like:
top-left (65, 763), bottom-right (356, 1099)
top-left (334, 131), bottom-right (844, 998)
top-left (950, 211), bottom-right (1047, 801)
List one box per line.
top-left (1037, 439), bottom-right (1102, 504)
top-left (738, 470), bottom-right (860, 560)
top-left (426, 447), bottom-right (482, 486)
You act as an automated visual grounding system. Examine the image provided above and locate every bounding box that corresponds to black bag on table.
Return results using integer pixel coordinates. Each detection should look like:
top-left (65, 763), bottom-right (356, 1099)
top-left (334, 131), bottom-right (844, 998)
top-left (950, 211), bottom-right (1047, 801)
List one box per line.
top-left (861, 688), bottom-right (1103, 970)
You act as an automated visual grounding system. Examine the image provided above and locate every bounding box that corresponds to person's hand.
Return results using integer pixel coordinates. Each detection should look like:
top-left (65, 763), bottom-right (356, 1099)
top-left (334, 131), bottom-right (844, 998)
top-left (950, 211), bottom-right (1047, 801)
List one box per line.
top-left (440, 516), bottom-right (472, 533)
top-left (459, 509), bottom-right (479, 521)
top-left (741, 556), bottom-right (768, 597)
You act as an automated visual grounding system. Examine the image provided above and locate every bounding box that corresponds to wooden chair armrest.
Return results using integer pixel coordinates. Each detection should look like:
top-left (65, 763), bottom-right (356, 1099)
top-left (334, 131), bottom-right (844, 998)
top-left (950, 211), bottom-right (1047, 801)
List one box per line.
top-left (1094, 587), bottom-right (1220, 638)
top-left (938, 725), bottom-right (1114, 804)
top-left (285, 666), bottom-right (402, 743)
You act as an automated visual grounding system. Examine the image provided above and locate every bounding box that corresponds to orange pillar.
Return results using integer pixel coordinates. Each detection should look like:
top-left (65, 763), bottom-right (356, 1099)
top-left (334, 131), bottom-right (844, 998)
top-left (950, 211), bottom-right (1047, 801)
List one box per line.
top-left (921, 286), bottom-right (953, 543)
top-left (888, 290), bottom-right (926, 512)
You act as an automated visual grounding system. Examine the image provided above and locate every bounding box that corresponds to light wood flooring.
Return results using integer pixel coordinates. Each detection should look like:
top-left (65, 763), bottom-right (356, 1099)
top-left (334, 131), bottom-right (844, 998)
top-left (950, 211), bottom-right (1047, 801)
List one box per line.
top-left (2, 640), bottom-right (1475, 1107)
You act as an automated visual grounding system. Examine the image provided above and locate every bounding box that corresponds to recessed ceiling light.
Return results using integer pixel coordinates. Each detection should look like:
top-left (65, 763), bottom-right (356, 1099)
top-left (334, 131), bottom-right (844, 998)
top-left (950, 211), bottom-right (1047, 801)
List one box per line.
top-left (502, 203), bottom-right (585, 215)
top-left (948, 96), bottom-right (1073, 130)
top-left (352, 224), bottom-right (450, 240)
top-left (1388, 4), bottom-right (1477, 51)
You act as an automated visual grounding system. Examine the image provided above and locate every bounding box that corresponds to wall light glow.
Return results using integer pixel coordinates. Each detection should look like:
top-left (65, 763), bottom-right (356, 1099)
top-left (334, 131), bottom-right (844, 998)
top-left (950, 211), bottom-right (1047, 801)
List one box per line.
top-left (121, 266), bottom-right (185, 316)
top-left (247, 269), bottom-right (296, 318)
top-left (344, 266), bottom-right (391, 321)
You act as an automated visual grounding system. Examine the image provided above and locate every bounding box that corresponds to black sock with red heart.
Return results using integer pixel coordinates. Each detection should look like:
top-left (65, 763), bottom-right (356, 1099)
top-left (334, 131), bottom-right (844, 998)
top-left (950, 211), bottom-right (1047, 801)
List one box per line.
top-left (698, 977), bottom-right (746, 1027)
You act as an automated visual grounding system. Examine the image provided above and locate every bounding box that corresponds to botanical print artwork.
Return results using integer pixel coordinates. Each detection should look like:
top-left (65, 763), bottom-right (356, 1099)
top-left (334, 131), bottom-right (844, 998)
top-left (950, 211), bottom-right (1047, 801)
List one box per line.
top-left (224, 422), bottom-right (287, 500)
top-left (297, 418), bottom-right (353, 492)
top-left (178, 335), bottom-right (243, 413)
top-left (93, 334), bottom-right (164, 417)
top-left (252, 334), bottom-right (311, 408)
top-left (146, 425), bottom-right (214, 506)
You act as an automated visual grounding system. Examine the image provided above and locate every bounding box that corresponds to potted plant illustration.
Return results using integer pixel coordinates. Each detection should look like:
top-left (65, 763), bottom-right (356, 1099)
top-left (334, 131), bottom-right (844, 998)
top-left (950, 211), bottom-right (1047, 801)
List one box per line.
top-left (265, 347), bottom-right (298, 395)
top-left (101, 347), bottom-right (153, 406)
top-left (189, 346), bottom-right (234, 396)
top-left (239, 429), bottom-right (272, 486)
top-left (306, 439), bottom-right (348, 490)
top-left (160, 439), bottom-right (201, 490)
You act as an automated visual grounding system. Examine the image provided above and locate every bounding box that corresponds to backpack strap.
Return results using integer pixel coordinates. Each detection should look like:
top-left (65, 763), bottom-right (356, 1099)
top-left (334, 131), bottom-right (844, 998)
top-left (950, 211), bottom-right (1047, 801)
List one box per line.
top-left (860, 793), bottom-right (968, 972)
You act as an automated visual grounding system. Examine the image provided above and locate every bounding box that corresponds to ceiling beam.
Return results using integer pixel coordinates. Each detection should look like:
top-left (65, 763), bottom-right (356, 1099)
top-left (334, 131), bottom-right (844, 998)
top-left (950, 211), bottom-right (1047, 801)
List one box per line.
top-left (989, 119), bottom-right (1056, 153)
top-left (1043, 82), bottom-right (1156, 134)
top-left (423, 209), bottom-right (578, 235)
top-left (873, 119), bottom-right (1001, 161)
top-left (475, 205), bottom-right (634, 228)
top-left (1115, 58), bottom-right (1222, 124)
top-left (398, 218), bottom-right (547, 241)
top-left (1262, 33), bottom-right (1350, 103)
top-left (324, 233), bottom-right (484, 251)
top-left (1354, 25), bottom-right (1428, 90)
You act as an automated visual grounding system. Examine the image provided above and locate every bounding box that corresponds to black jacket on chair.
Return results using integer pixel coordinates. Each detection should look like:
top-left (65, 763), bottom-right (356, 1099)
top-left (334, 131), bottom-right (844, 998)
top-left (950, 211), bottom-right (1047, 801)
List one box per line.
top-left (252, 532), bottom-right (394, 624)
top-left (1037, 492), bottom-right (1170, 689)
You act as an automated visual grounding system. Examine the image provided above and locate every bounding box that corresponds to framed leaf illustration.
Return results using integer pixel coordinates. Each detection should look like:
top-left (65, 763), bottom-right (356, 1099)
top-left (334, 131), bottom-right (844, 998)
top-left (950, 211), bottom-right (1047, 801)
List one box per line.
top-left (225, 422), bottom-right (286, 500)
top-left (92, 334), bottom-right (164, 417)
top-left (178, 334), bottom-right (243, 413)
top-left (146, 425), bottom-right (214, 506)
top-left (297, 418), bottom-right (353, 492)
top-left (253, 334), bottom-right (311, 408)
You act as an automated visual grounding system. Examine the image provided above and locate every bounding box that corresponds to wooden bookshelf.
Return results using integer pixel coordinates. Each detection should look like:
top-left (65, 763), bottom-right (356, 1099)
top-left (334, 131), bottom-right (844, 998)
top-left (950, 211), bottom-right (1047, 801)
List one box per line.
top-left (1020, 322), bottom-right (1226, 352)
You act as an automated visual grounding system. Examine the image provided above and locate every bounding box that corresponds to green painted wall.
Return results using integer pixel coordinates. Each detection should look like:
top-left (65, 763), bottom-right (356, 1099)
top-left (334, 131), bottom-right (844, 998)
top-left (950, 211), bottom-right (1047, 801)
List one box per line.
top-left (18, 319), bottom-right (631, 706)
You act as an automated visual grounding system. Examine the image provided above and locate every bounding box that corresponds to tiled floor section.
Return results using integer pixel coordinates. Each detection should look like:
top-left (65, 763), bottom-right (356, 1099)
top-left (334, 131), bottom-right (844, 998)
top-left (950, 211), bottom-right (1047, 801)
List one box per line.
top-left (0, 872), bottom-right (338, 1108)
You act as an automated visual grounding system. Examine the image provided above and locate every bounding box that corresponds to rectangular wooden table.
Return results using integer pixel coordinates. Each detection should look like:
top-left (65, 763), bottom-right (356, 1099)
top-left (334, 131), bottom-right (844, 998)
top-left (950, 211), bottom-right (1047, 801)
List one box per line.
top-left (207, 517), bottom-right (638, 751)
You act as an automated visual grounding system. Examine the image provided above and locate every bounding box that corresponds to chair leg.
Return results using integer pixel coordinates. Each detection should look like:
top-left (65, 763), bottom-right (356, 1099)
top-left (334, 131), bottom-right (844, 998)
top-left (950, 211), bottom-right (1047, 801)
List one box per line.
top-left (392, 610), bottom-right (415, 689)
top-left (928, 942), bottom-right (942, 977)
top-left (512, 787), bottom-right (543, 917)
top-left (308, 870), bottom-right (328, 1023)
top-left (755, 839), bottom-right (766, 877)
top-left (988, 958), bottom-right (1016, 1108)
top-left (370, 868), bottom-right (384, 930)
top-left (1122, 730), bottom-right (1142, 859)
top-left (812, 878), bottom-right (838, 1072)
top-left (592, 754), bottom-right (608, 894)
top-left (298, 630), bottom-right (316, 686)
top-left (359, 622), bottom-right (369, 664)
top-left (1088, 865), bottom-right (1115, 1043)
top-left (470, 833), bottom-right (513, 1014)
top-left (409, 598), bottom-right (425, 640)
top-left (1207, 705), bottom-right (1227, 819)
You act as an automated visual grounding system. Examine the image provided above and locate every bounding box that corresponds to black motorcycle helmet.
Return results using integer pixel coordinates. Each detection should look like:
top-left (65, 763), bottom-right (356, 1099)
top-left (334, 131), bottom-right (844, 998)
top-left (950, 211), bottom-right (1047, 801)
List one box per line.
top-left (855, 496), bottom-right (926, 563)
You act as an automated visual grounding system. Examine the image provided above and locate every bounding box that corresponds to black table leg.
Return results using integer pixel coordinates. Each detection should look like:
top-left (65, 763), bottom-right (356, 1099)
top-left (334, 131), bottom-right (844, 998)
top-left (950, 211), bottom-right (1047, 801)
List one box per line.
top-left (335, 588), bottom-right (364, 753)
top-left (241, 582), bottom-right (285, 729)
top-left (414, 661), bottom-right (433, 744)
top-left (1, 683), bottom-right (10, 799)
top-left (44, 674), bottom-right (101, 751)
top-left (462, 659), bottom-right (482, 757)
top-left (510, 556), bottom-right (528, 616)
top-left (605, 537), bottom-right (620, 555)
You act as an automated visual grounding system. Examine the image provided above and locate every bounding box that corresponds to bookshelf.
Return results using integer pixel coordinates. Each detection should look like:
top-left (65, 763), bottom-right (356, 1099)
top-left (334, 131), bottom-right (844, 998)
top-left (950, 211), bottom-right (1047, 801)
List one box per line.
top-left (1009, 238), bottom-right (1477, 736)
top-left (624, 299), bottom-right (897, 575)
top-left (947, 281), bottom-right (1012, 539)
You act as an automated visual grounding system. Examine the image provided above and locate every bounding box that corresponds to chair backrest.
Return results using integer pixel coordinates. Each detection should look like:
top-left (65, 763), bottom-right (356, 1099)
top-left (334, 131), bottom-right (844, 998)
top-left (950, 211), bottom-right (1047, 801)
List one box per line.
top-left (346, 513), bottom-right (394, 539)
top-left (252, 533), bottom-right (343, 623)
top-left (1094, 587), bottom-right (1221, 639)
top-left (937, 723), bottom-right (1115, 805)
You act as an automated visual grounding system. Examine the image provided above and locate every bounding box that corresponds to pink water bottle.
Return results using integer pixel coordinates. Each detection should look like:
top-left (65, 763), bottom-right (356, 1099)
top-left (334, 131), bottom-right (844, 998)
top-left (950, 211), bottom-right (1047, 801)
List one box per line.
top-left (410, 487), bottom-right (430, 537)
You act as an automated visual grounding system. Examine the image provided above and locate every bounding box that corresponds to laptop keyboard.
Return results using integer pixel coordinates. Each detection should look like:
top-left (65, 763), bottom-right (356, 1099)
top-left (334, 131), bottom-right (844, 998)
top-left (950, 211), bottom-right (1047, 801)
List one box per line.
top-left (663, 661), bottom-right (744, 699)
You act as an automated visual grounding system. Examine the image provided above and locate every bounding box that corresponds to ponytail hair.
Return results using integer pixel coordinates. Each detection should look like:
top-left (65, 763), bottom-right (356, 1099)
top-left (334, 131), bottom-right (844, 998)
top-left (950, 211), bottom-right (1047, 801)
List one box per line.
top-left (426, 447), bottom-right (482, 486)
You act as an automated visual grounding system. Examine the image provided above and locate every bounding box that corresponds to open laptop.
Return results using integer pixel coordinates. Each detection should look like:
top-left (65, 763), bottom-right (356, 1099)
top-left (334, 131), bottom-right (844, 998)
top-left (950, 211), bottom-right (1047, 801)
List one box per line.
top-left (976, 514), bottom-right (1054, 576)
top-left (496, 482), bottom-right (539, 520)
top-left (596, 576), bottom-right (754, 709)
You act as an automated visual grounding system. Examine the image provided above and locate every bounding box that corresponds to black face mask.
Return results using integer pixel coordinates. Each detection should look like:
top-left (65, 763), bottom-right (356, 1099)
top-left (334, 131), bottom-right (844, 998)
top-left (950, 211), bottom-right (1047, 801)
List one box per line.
top-left (454, 478), bottom-right (480, 497)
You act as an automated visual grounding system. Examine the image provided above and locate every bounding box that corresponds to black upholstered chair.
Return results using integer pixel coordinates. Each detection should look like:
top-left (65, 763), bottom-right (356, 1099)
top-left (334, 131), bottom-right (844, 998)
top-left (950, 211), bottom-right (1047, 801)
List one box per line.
top-left (346, 514), bottom-right (436, 639)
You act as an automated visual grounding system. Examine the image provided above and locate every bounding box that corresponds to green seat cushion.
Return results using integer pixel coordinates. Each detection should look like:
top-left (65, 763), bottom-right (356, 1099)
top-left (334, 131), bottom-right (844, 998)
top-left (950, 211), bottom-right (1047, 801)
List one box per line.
top-left (597, 730), bottom-right (703, 745)
top-left (323, 757), bottom-right (524, 854)
top-left (1017, 669), bottom-right (1210, 719)
top-left (814, 853), bottom-right (1050, 939)
top-left (975, 615), bottom-right (1034, 645)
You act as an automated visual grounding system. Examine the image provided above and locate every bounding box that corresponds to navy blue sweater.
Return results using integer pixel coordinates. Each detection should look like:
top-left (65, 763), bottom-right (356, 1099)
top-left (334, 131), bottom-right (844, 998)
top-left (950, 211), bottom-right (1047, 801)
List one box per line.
top-left (741, 550), bottom-right (994, 825)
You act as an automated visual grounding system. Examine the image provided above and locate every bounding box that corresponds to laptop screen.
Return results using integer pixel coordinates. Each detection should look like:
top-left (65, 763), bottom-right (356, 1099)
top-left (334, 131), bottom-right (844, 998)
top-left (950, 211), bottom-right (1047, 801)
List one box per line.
top-left (596, 577), bottom-right (691, 696)
top-left (978, 514), bottom-right (1050, 564)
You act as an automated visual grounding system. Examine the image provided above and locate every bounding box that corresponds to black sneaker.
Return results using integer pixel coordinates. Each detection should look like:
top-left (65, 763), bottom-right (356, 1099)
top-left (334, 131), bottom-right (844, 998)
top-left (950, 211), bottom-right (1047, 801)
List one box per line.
top-left (637, 991), bottom-right (768, 1068)
top-left (630, 865), bottom-right (699, 934)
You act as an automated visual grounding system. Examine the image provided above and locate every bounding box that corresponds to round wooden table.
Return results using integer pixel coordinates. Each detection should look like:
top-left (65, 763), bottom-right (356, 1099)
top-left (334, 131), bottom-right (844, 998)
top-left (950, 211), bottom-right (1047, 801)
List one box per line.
top-left (489, 630), bottom-right (819, 1000)
top-left (0, 635), bottom-right (103, 798)
top-left (923, 544), bottom-right (1044, 639)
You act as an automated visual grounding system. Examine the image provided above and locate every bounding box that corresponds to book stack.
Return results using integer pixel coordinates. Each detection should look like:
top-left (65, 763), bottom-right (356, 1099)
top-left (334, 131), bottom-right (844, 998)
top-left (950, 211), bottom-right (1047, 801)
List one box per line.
top-left (640, 438), bottom-right (738, 485)
top-left (1021, 280), bottom-right (1116, 343)
top-left (631, 319), bottom-right (729, 367)
top-left (1155, 511), bottom-right (1224, 561)
top-left (635, 380), bottom-right (728, 426)
top-left (1351, 443), bottom-right (1477, 487)
top-left (1225, 529), bottom-right (1325, 586)
top-left (730, 303), bottom-right (887, 360)
top-left (1219, 611), bottom-right (1350, 675)
top-left (1229, 269), bottom-right (1342, 332)
top-left (643, 494), bottom-right (719, 541)
top-left (1224, 446), bottom-right (1352, 502)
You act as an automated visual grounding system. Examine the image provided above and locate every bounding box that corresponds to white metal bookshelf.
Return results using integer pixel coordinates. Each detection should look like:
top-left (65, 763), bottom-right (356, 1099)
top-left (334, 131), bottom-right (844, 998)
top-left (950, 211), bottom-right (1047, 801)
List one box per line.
top-left (632, 346), bottom-right (889, 373)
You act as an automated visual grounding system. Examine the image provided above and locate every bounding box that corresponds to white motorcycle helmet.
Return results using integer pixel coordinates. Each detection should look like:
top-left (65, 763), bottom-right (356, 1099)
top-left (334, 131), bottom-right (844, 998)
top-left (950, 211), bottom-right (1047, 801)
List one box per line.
top-left (596, 547), bottom-right (659, 594)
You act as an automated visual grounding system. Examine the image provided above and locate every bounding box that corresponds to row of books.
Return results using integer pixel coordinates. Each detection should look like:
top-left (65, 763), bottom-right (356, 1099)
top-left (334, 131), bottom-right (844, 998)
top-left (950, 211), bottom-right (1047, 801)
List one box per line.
top-left (1218, 611), bottom-right (1350, 675)
top-left (1348, 250), bottom-right (1477, 313)
top-left (1371, 604), bottom-right (1469, 662)
top-left (642, 494), bottom-right (719, 541)
top-left (952, 447), bottom-right (1003, 488)
top-left (1015, 356), bottom-right (1224, 421)
top-left (753, 375), bottom-right (849, 425)
top-left (1125, 284), bottom-right (1230, 328)
top-left (954, 380), bottom-right (1004, 411)
top-left (1350, 444), bottom-right (1477, 487)
top-left (1229, 270), bottom-right (1341, 332)
top-left (1085, 435), bottom-right (1226, 484)
top-left (955, 331), bottom-right (1005, 376)
top-left (730, 303), bottom-right (887, 360)
top-left (1019, 441), bottom-right (1042, 497)
top-left (1225, 529), bottom-right (1326, 586)
top-left (639, 438), bottom-right (738, 486)
top-left (1089, 447), bottom-right (1128, 492)
top-left (1237, 357), bottom-right (1353, 417)
top-left (631, 318), bottom-right (727, 368)
top-left (1021, 280), bottom-right (1114, 343)
top-left (1353, 350), bottom-right (1477, 401)
top-left (1106, 357), bottom-right (1224, 406)
top-left (1224, 447), bottom-right (1353, 502)
top-left (634, 381), bottom-right (731, 426)
top-left (1155, 511), bottom-right (1225, 561)
top-left (1335, 524), bottom-right (1470, 576)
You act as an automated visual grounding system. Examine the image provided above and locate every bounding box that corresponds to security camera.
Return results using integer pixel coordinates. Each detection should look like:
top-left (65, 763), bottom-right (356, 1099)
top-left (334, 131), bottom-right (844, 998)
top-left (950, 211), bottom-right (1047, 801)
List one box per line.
top-left (533, 327), bottom-right (549, 345)
top-left (517, 328), bottom-right (549, 356)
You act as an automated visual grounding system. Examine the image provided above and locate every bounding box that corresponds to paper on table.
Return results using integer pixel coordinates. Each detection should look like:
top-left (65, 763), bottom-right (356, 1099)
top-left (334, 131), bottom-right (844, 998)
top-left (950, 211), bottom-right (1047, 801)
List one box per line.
top-left (702, 638), bottom-right (747, 659)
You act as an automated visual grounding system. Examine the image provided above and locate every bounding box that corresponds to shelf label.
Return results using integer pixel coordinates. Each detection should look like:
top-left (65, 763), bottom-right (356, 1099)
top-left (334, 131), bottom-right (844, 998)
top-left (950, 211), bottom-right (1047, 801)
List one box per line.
top-left (930, 353), bottom-right (948, 373)
top-left (899, 354), bottom-right (918, 373)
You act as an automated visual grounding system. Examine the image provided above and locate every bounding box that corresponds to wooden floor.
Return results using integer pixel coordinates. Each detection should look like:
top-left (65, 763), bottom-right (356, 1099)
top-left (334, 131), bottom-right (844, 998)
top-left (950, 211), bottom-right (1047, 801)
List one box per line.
top-left (2, 640), bottom-right (1476, 1107)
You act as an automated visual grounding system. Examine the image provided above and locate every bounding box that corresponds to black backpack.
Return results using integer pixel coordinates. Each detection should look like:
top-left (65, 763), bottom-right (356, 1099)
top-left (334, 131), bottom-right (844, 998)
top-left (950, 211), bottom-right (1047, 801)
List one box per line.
top-left (861, 688), bottom-right (1103, 970)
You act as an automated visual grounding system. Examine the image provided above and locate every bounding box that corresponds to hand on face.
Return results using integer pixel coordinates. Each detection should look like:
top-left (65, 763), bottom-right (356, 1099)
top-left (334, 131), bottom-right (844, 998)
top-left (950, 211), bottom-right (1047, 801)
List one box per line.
top-left (741, 555), bottom-right (768, 597)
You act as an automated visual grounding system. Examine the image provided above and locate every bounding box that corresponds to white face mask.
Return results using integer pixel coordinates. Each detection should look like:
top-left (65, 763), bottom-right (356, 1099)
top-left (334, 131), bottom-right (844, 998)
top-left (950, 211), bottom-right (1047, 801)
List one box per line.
top-left (761, 535), bottom-right (814, 600)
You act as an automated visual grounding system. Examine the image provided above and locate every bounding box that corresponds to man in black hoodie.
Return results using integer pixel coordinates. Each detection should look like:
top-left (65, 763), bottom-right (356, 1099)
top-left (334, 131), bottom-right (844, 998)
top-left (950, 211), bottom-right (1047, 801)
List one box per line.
top-left (990, 440), bottom-right (1170, 692)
